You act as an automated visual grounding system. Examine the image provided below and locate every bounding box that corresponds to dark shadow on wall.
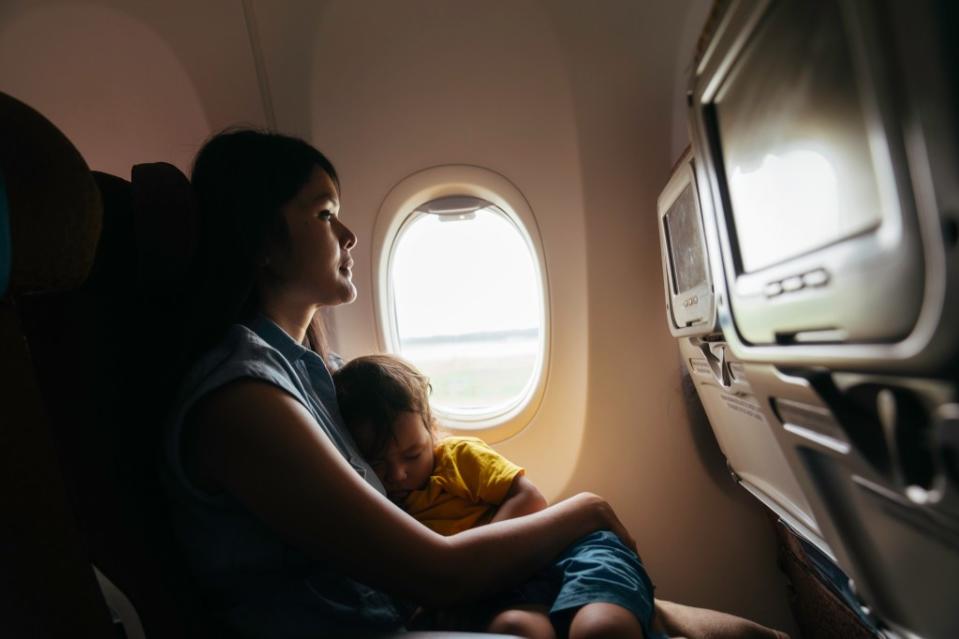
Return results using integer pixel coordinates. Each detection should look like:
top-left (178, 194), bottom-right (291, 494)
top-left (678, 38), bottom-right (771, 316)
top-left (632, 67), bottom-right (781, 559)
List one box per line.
top-left (676, 355), bottom-right (754, 503)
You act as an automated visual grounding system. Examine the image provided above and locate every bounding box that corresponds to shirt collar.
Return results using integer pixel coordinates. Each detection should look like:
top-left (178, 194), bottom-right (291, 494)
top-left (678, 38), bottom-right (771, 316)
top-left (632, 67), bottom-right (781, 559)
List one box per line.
top-left (247, 314), bottom-right (311, 364)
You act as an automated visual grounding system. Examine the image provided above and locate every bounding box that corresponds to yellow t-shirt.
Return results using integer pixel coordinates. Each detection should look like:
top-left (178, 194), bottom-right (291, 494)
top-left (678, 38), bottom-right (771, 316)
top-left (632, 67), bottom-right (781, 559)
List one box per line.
top-left (402, 436), bottom-right (524, 536)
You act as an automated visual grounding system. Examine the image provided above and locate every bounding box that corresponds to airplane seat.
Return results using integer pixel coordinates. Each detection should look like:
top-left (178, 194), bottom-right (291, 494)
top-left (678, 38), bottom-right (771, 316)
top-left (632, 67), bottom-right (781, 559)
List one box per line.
top-left (130, 161), bottom-right (198, 291)
top-left (0, 91), bottom-right (211, 637)
top-left (19, 164), bottom-right (215, 638)
top-left (0, 91), bottom-right (116, 637)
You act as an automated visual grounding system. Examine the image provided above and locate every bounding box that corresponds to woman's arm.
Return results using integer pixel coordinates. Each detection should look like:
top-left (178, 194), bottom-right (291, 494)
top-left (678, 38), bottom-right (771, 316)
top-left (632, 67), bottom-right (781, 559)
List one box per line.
top-left (185, 380), bottom-right (633, 607)
top-left (488, 475), bottom-right (549, 523)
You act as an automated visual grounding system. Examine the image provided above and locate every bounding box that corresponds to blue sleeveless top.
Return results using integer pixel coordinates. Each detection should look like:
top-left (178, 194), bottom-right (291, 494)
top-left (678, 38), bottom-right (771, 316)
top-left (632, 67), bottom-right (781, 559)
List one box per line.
top-left (161, 316), bottom-right (410, 636)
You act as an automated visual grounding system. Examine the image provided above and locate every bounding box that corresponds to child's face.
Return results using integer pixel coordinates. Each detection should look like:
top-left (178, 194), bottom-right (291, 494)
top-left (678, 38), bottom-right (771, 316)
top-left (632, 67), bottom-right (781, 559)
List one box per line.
top-left (366, 411), bottom-right (435, 503)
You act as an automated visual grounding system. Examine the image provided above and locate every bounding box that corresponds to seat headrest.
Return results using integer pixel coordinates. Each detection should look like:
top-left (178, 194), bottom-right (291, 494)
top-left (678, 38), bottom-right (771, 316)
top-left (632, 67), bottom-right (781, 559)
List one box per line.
top-left (1, 172), bottom-right (10, 298)
top-left (88, 172), bottom-right (135, 294)
top-left (0, 92), bottom-right (102, 296)
top-left (131, 162), bottom-right (197, 287)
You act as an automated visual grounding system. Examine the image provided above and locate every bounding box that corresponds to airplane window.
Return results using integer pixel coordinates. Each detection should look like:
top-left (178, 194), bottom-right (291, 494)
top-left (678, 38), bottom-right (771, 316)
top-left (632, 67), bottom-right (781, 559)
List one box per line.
top-left (387, 197), bottom-right (545, 424)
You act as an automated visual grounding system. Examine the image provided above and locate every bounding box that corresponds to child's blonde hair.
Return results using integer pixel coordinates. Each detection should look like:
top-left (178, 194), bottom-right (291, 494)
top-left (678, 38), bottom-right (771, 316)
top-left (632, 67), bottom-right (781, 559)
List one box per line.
top-left (333, 354), bottom-right (439, 459)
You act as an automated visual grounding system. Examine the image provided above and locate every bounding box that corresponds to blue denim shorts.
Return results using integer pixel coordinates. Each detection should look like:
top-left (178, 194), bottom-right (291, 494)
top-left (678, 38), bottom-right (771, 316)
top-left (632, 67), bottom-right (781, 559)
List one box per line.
top-left (496, 530), bottom-right (666, 639)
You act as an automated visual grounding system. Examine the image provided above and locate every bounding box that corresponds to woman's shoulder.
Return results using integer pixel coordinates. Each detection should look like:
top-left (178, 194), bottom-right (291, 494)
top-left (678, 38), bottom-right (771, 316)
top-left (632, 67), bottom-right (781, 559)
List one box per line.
top-left (209, 322), bottom-right (279, 361)
top-left (185, 324), bottom-right (292, 389)
top-left (162, 324), bottom-right (308, 501)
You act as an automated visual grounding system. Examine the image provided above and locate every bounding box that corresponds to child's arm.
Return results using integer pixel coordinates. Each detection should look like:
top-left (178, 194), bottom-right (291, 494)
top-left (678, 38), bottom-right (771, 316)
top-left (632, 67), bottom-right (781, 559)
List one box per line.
top-left (489, 475), bottom-right (549, 523)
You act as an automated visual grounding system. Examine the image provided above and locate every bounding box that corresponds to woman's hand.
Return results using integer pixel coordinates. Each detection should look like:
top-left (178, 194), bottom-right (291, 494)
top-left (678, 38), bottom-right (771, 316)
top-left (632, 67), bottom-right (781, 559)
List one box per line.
top-left (573, 492), bottom-right (638, 555)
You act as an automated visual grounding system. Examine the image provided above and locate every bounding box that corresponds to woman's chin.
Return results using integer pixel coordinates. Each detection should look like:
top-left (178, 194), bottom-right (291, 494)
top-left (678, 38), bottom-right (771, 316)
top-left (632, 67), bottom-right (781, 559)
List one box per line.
top-left (320, 279), bottom-right (356, 305)
top-left (340, 281), bottom-right (357, 304)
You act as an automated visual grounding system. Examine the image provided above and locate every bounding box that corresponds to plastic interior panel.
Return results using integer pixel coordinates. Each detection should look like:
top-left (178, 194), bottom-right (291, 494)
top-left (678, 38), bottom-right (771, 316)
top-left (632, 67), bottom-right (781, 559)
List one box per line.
top-left (800, 451), bottom-right (959, 639)
top-left (687, 0), bottom-right (958, 374)
top-left (743, 363), bottom-right (959, 639)
top-left (678, 337), bottom-right (825, 551)
top-left (657, 149), bottom-right (717, 337)
top-left (0, 172), bottom-right (10, 298)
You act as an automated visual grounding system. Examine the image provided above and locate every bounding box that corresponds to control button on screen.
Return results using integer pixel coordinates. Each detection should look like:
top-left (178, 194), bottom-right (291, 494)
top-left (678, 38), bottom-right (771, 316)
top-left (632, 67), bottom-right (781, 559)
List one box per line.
top-left (781, 276), bottom-right (804, 292)
top-left (803, 269), bottom-right (830, 287)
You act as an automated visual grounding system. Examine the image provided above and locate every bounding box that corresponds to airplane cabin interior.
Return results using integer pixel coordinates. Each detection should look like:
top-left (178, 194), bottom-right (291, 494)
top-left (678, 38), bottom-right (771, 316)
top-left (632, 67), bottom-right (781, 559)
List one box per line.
top-left (1, 1), bottom-right (956, 638)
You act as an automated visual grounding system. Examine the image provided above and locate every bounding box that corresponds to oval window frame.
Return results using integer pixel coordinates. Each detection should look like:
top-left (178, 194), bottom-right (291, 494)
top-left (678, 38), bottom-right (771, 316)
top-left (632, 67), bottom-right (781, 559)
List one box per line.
top-left (372, 165), bottom-right (550, 441)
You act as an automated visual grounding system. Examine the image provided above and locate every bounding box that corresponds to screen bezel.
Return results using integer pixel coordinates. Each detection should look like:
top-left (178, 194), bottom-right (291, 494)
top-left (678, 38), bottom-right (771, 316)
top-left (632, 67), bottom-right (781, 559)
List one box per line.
top-left (657, 149), bottom-right (717, 336)
top-left (689, 0), bottom-right (926, 355)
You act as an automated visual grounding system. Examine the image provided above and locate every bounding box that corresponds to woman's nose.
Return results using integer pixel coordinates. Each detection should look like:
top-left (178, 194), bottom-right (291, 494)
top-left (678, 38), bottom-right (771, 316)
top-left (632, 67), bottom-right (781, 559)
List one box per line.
top-left (338, 219), bottom-right (357, 250)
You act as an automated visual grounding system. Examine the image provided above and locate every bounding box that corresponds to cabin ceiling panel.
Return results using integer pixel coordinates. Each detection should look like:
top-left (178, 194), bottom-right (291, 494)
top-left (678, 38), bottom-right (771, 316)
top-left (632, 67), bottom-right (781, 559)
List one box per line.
top-left (0, 0), bottom-right (265, 175)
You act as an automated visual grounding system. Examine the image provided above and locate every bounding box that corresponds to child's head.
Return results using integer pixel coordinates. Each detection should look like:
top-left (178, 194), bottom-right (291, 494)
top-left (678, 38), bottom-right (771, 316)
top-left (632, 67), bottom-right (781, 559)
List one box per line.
top-left (333, 354), bottom-right (438, 502)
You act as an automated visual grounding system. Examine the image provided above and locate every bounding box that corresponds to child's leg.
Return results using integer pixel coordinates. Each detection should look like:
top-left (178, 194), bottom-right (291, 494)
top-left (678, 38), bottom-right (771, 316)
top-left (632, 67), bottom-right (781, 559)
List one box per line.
top-left (655, 599), bottom-right (790, 639)
top-left (487, 604), bottom-right (556, 639)
top-left (549, 531), bottom-right (663, 639)
top-left (568, 602), bottom-right (645, 639)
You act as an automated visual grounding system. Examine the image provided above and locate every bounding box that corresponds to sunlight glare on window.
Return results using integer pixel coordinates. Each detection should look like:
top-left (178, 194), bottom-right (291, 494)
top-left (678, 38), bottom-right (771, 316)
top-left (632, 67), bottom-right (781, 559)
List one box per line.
top-left (391, 203), bottom-right (543, 417)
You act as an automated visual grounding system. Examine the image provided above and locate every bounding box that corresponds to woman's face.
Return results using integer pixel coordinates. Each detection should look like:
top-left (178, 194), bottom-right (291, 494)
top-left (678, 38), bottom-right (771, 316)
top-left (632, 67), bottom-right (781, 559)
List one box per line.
top-left (270, 166), bottom-right (357, 306)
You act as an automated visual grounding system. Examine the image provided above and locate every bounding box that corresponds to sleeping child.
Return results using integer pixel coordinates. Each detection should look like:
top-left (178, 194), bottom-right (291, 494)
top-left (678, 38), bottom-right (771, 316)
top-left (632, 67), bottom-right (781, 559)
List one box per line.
top-left (331, 353), bottom-right (661, 638)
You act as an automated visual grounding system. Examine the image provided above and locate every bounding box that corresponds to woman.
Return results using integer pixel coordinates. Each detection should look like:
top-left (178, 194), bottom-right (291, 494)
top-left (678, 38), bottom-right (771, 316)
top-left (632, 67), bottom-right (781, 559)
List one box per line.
top-left (161, 129), bottom-right (640, 636)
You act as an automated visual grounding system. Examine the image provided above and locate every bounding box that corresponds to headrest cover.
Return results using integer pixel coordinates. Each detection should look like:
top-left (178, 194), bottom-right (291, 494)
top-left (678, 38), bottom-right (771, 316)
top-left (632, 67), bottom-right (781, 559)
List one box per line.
top-left (0, 92), bottom-right (102, 295)
top-left (0, 172), bottom-right (10, 298)
top-left (131, 162), bottom-right (198, 287)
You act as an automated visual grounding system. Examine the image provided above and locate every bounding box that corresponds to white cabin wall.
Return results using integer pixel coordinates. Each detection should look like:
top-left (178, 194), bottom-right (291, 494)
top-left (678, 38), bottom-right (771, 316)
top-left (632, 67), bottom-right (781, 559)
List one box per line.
top-left (0, 0), bottom-right (265, 177)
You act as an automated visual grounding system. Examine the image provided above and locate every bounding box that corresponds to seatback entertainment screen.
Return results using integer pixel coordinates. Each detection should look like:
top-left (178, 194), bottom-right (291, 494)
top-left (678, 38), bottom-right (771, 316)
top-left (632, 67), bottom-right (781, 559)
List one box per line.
top-left (665, 183), bottom-right (708, 294)
top-left (657, 150), bottom-right (716, 336)
top-left (715, 0), bottom-right (883, 274)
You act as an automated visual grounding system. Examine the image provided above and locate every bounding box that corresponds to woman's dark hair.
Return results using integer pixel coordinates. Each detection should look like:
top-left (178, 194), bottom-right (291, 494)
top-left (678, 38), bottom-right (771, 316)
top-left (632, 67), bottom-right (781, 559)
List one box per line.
top-left (333, 354), bottom-right (438, 460)
top-left (184, 127), bottom-right (339, 360)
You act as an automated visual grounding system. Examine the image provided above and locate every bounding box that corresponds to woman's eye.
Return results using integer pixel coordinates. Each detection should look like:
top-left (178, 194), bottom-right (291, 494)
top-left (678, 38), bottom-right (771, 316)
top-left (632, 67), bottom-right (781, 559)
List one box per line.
top-left (315, 207), bottom-right (336, 221)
